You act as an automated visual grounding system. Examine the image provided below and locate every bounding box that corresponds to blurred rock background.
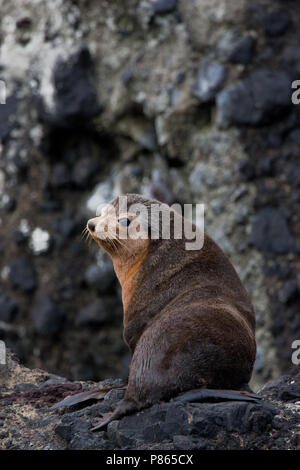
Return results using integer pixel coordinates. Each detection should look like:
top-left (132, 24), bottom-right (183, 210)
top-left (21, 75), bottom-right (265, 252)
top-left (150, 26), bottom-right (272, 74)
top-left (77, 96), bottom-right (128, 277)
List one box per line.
top-left (0, 0), bottom-right (299, 390)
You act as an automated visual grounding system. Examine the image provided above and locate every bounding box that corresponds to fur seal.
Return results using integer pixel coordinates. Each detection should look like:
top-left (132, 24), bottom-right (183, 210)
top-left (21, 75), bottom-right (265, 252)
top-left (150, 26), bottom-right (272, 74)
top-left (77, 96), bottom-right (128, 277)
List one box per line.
top-left (53, 194), bottom-right (259, 428)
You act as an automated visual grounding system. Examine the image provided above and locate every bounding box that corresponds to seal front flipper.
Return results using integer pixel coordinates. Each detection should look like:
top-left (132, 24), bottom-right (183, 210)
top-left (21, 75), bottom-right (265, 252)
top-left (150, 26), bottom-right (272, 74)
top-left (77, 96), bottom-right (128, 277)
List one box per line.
top-left (51, 385), bottom-right (127, 410)
top-left (172, 388), bottom-right (262, 404)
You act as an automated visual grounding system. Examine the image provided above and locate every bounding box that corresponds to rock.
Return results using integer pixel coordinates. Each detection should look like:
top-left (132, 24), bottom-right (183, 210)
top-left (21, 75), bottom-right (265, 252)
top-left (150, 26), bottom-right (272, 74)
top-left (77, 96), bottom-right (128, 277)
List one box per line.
top-left (264, 262), bottom-right (291, 280)
top-left (253, 347), bottom-right (264, 372)
top-left (16, 16), bottom-right (32, 29)
top-left (9, 256), bottom-right (37, 293)
top-left (239, 158), bottom-right (256, 181)
top-left (29, 228), bottom-right (51, 255)
top-left (41, 45), bottom-right (102, 128)
top-left (146, 169), bottom-right (175, 205)
top-left (192, 60), bottom-right (227, 102)
top-left (267, 131), bottom-right (282, 148)
top-left (1, 351), bottom-right (300, 450)
top-left (55, 415), bottom-right (113, 450)
top-left (109, 399), bottom-right (277, 448)
top-left (0, 291), bottom-right (18, 323)
top-left (261, 366), bottom-right (300, 403)
top-left (178, 0), bottom-right (248, 51)
top-left (115, 115), bottom-right (157, 151)
top-left (250, 207), bottom-right (295, 254)
top-left (278, 281), bottom-right (298, 304)
top-left (262, 10), bottom-right (292, 37)
top-left (173, 434), bottom-right (210, 450)
top-left (51, 163), bottom-right (71, 188)
top-left (288, 129), bottom-right (300, 145)
top-left (52, 213), bottom-right (77, 243)
top-left (239, 156), bottom-right (273, 181)
top-left (218, 32), bottom-right (256, 64)
top-left (151, 0), bottom-right (177, 15)
top-left (0, 94), bottom-right (21, 142)
top-left (86, 179), bottom-right (118, 214)
top-left (84, 252), bottom-right (115, 293)
top-left (13, 230), bottom-right (28, 245)
top-left (0, 195), bottom-right (16, 213)
top-left (256, 157), bottom-right (274, 177)
top-left (31, 292), bottom-right (65, 336)
top-left (283, 45), bottom-right (300, 77)
top-left (217, 69), bottom-right (292, 127)
top-left (121, 67), bottom-right (133, 86)
top-left (37, 198), bottom-right (62, 213)
top-left (75, 299), bottom-right (114, 327)
top-left (285, 164), bottom-right (300, 186)
top-left (71, 158), bottom-right (99, 189)
top-left (228, 36), bottom-right (257, 64)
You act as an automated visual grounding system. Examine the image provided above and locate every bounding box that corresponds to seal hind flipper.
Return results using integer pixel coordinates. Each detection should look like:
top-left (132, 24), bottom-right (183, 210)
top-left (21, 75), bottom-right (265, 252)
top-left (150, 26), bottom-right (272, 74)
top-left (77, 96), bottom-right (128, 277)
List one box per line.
top-left (91, 413), bottom-right (116, 432)
top-left (172, 388), bottom-right (262, 404)
top-left (51, 386), bottom-right (126, 410)
top-left (91, 398), bottom-right (140, 431)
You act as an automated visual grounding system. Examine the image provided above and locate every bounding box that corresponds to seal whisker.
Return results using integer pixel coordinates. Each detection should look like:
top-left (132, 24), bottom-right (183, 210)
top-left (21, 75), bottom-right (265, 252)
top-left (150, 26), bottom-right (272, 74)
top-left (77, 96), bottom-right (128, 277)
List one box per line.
top-left (81, 227), bottom-right (89, 240)
top-left (111, 235), bottom-right (131, 254)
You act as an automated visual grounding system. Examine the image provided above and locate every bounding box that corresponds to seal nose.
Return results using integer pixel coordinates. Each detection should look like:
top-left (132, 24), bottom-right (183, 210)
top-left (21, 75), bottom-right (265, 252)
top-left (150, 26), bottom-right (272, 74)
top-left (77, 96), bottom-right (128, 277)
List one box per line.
top-left (88, 221), bottom-right (95, 232)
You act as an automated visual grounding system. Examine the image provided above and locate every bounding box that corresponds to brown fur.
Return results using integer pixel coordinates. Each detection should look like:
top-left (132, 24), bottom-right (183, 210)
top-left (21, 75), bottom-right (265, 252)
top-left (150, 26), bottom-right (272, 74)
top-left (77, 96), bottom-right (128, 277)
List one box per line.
top-left (87, 194), bottom-right (256, 419)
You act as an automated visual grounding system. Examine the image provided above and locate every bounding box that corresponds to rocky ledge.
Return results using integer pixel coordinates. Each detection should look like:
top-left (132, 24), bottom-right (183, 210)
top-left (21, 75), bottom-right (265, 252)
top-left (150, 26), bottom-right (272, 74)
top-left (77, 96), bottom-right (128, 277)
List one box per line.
top-left (0, 350), bottom-right (299, 450)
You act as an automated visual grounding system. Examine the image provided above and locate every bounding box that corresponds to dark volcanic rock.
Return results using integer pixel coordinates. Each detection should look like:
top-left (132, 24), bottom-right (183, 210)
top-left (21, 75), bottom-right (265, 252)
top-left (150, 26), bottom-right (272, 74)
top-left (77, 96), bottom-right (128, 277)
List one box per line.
top-left (109, 400), bottom-right (277, 448)
top-left (261, 366), bottom-right (300, 402)
top-left (55, 415), bottom-right (113, 450)
top-left (218, 32), bottom-right (256, 64)
top-left (1, 351), bottom-right (300, 450)
top-left (40, 45), bottom-right (102, 128)
top-left (239, 158), bottom-right (256, 181)
top-left (283, 45), bottom-right (300, 77)
top-left (54, 214), bottom-right (77, 239)
top-left (84, 256), bottom-right (115, 293)
top-left (76, 299), bottom-right (113, 326)
top-left (121, 67), bottom-right (133, 86)
top-left (239, 157), bottom-right (274, 181)
top-left (1, 195), bottom-right (16, 213)
top-left (0, 93), bottom-right (21, 142)
top-left (31, 292), bottom-right (65, 336)
top-left (288, 128), bottom-right (300, 145)
top-left (285, 164), bottom-right (300, 186)
top-left (250, 207), bottom-right (294, 254)
top-left (262, 10), bottom-right (292, 37)
top-left (278, 280), bottom-right (299, 304)
top-left (71, 157), bottom-right (99, 188)
top-left (51, 163), bottom-right (71, 188)
top-left (192, 60), bottom-right (226, 102)
top-left (217, 69), bottom-right (292, 127)
top-left (0, 291), bottom-right (18, 322)
top-left (9, 256), bottom-right (37, 292)
top-left (151, 0), bottom-right (177, 15)
top-left (228, 36), bottom-right (257, 64)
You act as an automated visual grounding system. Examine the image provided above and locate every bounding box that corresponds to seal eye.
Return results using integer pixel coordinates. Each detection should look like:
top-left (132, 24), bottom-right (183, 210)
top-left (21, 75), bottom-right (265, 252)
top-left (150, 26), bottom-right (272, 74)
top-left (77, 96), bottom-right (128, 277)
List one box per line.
top-left (118, 217), bottom-right (131, 227)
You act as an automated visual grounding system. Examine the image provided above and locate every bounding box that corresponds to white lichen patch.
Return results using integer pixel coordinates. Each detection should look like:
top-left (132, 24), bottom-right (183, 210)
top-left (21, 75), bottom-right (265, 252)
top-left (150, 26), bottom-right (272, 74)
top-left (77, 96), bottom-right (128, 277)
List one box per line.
top-left (86, 179), bottom-right (119, 215)
top-left (29, 227), bottom-right (50, 254)
top-left (19, 218), bottom-right (30, 235)
top-left (1, 265), bottom-right (10, 281)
